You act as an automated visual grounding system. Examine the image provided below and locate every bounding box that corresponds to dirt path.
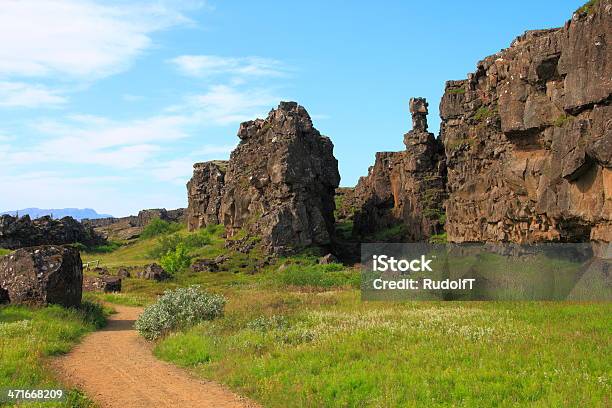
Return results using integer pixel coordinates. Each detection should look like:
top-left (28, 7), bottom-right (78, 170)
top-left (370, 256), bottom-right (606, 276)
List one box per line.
top-left (52, 305), bottom-right (257, 408)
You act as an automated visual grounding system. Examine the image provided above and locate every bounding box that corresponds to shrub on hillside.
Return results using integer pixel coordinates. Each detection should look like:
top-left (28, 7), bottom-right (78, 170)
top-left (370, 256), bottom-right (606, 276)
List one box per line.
top-left (135, 286), bottom-right (226, 340)
top-left (148, 229), bottom-right (213, 259)
top-left (140, 218), bottom-right (182, 239)
top-left (160, 243), bottom-right (192, 274)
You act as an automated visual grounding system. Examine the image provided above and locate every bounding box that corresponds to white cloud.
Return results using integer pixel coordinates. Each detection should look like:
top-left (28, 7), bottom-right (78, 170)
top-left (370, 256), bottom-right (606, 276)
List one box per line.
top-left (2, 114), bottom-right (191, 170)
top-left (170, 55), bottom-right (287, 79)
top-left (151, 144), bottom-right (236, 184)
top-left (0, 0), bottom-right (192, 80)
top-left (186, 84), bottom-right (281, 125)
top-left (0, 82), bottom-right (66, 108)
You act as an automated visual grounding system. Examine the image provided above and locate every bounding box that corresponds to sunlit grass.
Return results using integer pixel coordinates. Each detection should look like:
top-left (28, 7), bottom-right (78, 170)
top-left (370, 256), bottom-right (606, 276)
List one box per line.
top-left (0, 302), bottom-right (110, 407)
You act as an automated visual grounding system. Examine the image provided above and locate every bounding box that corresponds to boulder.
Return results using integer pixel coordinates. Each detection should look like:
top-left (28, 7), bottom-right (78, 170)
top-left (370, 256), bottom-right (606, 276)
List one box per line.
top-left (83, 276), bottom-right (121, 293)
top-left (319, 253), bottom-right (340, 264)
top-left (92, 266), bottom-right (109, 275)
top-left (116, 267), bottom-right (132, 278)
top-left (191, 258), bottom-right (220, 273)
top-left (0, 245), bottom-right (83, 307)
top-left (138, 263), bottom-right (169, 281)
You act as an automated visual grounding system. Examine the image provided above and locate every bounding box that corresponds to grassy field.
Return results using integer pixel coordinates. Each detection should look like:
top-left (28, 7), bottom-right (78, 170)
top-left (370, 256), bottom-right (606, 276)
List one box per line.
top-left (84, 223), bottom-right (611, 407)
top-left (0, 300), bottom-right (109, 407)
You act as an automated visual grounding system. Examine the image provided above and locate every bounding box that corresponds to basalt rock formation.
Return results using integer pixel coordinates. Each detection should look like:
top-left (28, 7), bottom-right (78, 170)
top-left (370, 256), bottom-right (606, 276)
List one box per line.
top-left (0, 245), bottom-right (83, 307)
top-left (83, 208), bottom-right (186, 241)
top-left (187, 161), bottom-right (227, 230)
top-left (440, 1), bottom-right (611, 243)
top-left (0, 214), bottom-right (104, 250)
top-left (351, 98), bottom-right (447, 241)
top-left (187, 102), bottom-right (340, 254)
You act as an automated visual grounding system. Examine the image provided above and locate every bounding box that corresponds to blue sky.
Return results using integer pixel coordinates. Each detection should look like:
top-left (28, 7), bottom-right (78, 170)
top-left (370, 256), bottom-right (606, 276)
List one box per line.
top-left (0, 0), bottom-right (585, 216)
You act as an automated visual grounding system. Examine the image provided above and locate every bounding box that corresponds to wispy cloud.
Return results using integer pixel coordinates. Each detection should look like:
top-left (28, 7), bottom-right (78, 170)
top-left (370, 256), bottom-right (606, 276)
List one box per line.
top-left (0, 81), bottom-right (66, 108)
top-left (0, 0), bottom-right (193, 80)
top-left (170, 55), bottom-right (287, 79)
top-left (184, 84), bottom-right (282, 125)
top-left (2, 114), bottom-right (191, 170)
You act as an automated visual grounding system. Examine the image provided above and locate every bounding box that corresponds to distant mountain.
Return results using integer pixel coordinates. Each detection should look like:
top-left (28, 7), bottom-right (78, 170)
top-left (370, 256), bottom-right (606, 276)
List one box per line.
top-left (1, 208), bottom-right (114, 221)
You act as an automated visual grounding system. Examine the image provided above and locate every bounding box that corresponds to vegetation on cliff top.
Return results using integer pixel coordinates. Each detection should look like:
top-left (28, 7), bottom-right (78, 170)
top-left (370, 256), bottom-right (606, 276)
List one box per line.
top-left (575, 0), bottom-right (600, 15)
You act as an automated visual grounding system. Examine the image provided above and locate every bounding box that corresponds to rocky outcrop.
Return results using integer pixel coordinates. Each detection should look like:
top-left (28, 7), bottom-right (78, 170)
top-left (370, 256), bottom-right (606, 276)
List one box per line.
top-left (440, 1), bottom-right (611, 243)
top-left (187, 102), bottom-right (340, 254)
top-left (83, 208), bottom-right (186, 241)
top-left (0, 245), bottom-right (83, 307)
top-left (187, 161), bottom-right (227, 230)
top-left (137, 263), bottom-right (169, 281)
top-left (83, 275), bottom-right (121, 293)
top-left (351, 98), bottom-right (447, 241)
top-left (0, 215), bottom-right (104, 250)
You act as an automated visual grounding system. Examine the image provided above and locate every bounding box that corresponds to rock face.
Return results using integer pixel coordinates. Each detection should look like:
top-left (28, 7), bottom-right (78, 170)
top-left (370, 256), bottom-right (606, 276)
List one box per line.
top-left (83, 208), bottom-right (186, 241)
top-left (351, 98), bottom-right (447, 241)
top-left (187, 161), bottom-right (227, 230)
top-left (0, 215), bottom-right (104, 250)
top-left (0, 245), bottom-right (83, 307)
top-left (187, 102), bottom-right (340, 254)
top-left (440, 1), bottom-right (611, 243)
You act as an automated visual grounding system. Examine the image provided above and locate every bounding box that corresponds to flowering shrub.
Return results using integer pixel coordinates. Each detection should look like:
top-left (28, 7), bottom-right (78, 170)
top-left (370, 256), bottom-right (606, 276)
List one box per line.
top-left (135, 286), bottom-right (226, 340)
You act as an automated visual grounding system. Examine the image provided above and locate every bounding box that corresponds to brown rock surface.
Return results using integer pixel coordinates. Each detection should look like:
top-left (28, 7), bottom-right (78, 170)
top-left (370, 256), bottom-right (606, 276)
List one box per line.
top-left (352, 98), bottom-right (447, 241)
top-left (187, 102), bottom-right (340, 254)
top-left (0, 245), bottom-right (82, 307)
top-left (187, 161), bottom-right (227, 231)
top-left (440, 1), bottom-right (611, 243)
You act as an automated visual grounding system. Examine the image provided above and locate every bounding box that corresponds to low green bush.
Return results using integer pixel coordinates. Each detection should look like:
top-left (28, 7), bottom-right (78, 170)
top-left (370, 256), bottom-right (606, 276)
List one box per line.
top-left (140, 218), bottom-right (182, 239)
top-left (160, 243), bottom-right (192, 274)
top-left (148, 229), bottom-right (213, 259)
top-left (135, 286), bottom-right (226, 340)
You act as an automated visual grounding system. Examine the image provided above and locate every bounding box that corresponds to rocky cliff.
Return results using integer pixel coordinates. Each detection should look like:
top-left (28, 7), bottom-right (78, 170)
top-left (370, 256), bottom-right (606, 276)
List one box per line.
top-left (351, 98), bottom-right (447, 241)
top-left (440, 0), bottom-right (611, 243)
top-left (187, 102), bottom-right (340, 254)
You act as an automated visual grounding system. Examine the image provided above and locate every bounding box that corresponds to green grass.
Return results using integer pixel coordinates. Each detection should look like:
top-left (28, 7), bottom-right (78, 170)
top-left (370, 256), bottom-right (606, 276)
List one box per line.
top-left (153, 292), bottom-right (611, 407)
top-left (278, 263), bottom-right (359, 289)
top-left (0, 301), bottom-right (109, 407)
top-left (0, 248), bottom-right (11, 257)
top-left (75, 223), bottom-right (611, 407)
top-left (447, 87), bottom-right (466, 95)
top-left (553, 114), bottom-right (574, 127)
top-left (473, 106), bottom-right (494, 122)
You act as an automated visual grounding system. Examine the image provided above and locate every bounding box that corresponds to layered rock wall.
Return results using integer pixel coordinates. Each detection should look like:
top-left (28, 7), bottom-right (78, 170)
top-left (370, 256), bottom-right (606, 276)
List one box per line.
top-left (440, 1), bottom-right (611, 243)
